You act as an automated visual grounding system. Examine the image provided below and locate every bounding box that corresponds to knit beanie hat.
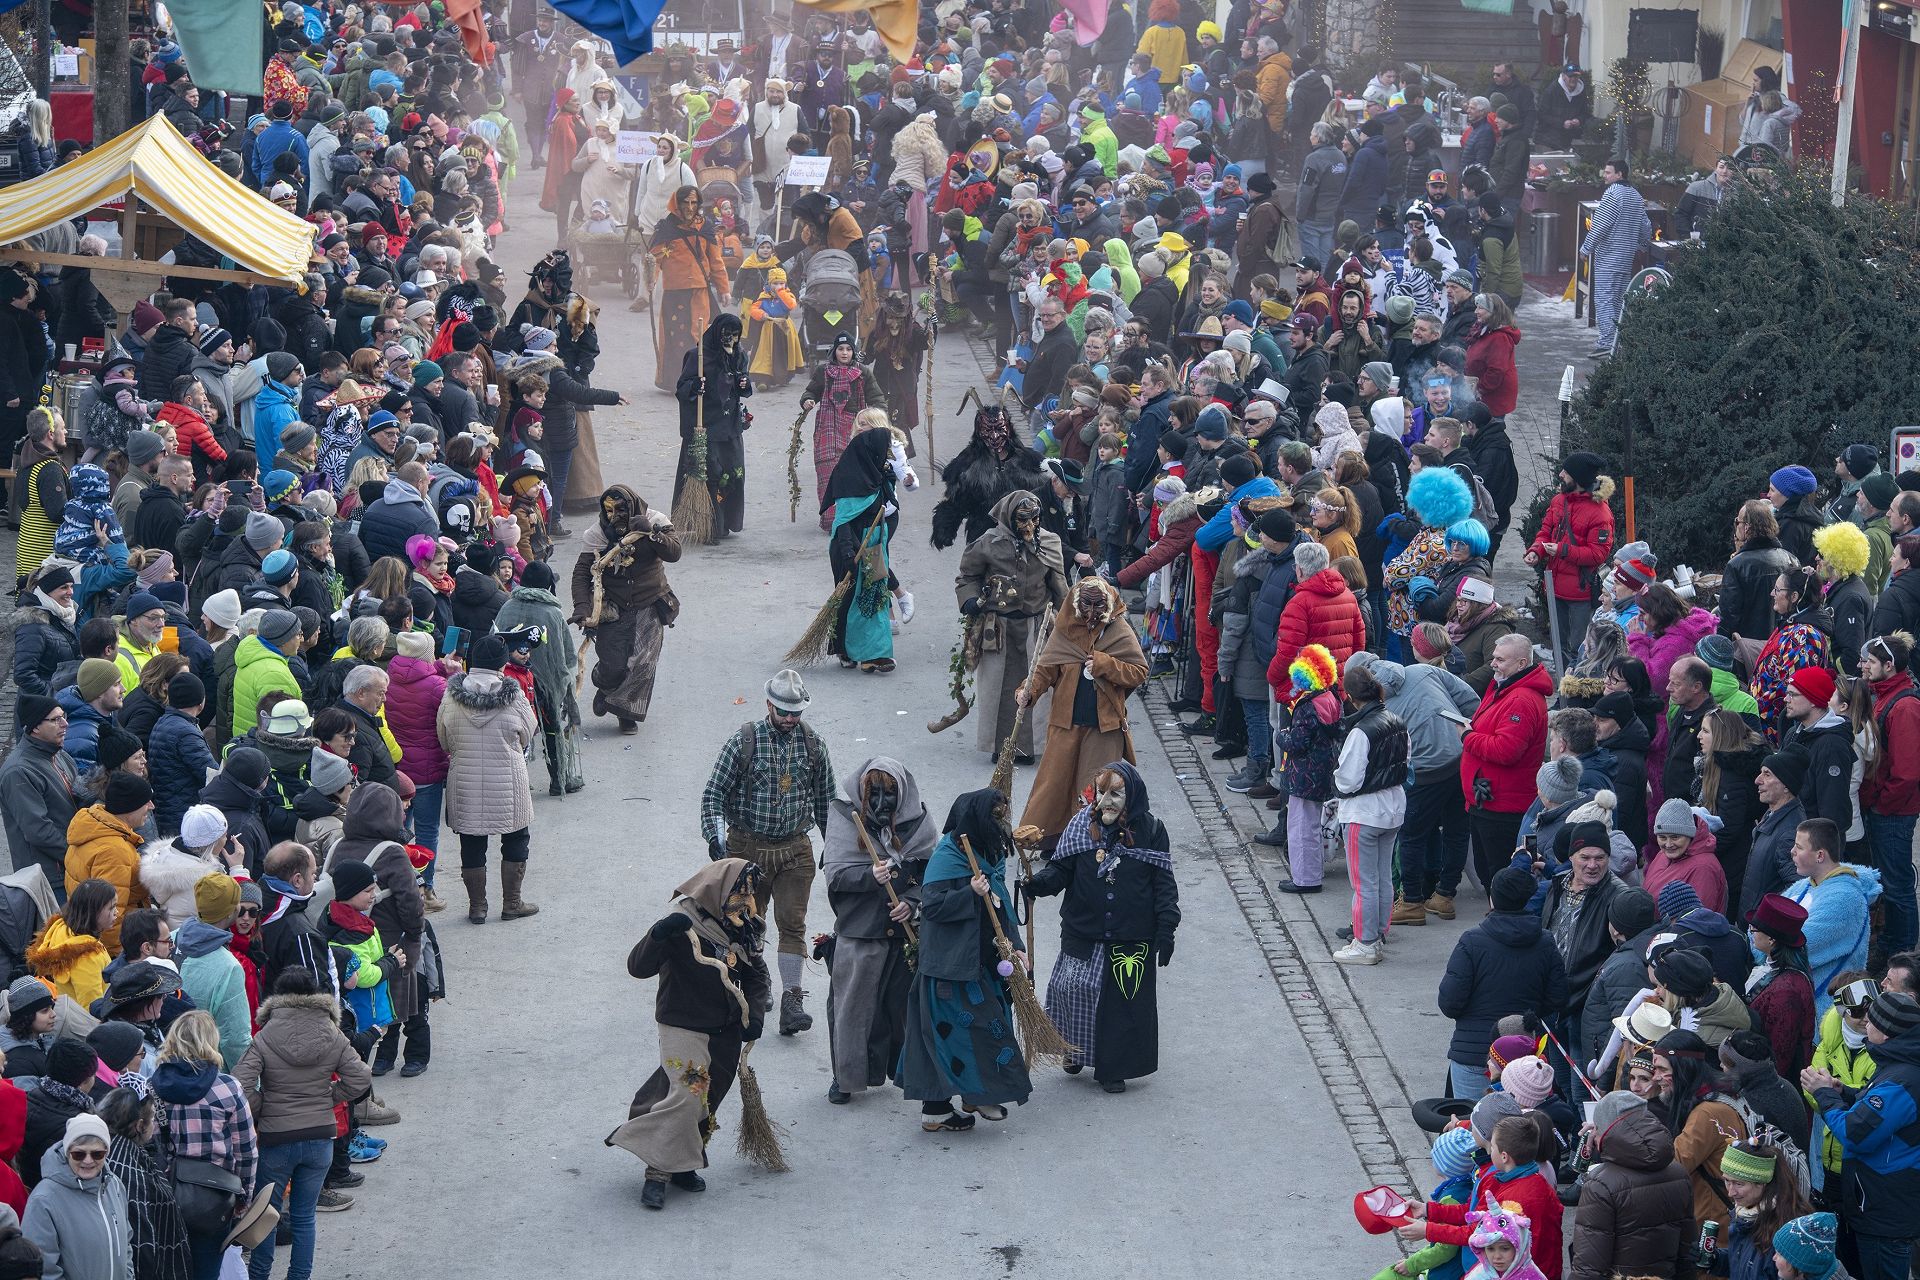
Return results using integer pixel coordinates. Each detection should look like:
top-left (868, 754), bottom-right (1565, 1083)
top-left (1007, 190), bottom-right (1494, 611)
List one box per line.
top-left (261, 549), bottom-right (297, 585)
top-left (179, 804), bottom-right (227, 850)
top-left (244, 511), bottom-right (285, 553)
top-left (1468, 1091), bottom-right (1522, 1145)
top-left (1430, 1127), bottom-right (1479, 1179)
top-left (103, 772), bottom-right (153, 815)
top-left (167, 672), bottom-right (206, 709)
top-left (194, 874), bottom-right (242, 924)
top-left (96, 725), bottom-right (143, 773)
top-left (76, 658), bottom-right (121, 703)
top-left (1656, 879), bottom-right (1701, 920)
top-left (1868, 990), bottom-right (1920, 1038)
top-left (1567, 820), bottom-right (1611, 856)
top-left (1761, 750), bottom-right (1810, 795)
top-left (265, 352), bottom-right (300, 384)
top-left (1501, 1055), bottom-right (1555, 1108)
top-left (1770, 465), bottom-right (1818, 501)
top-left (1488, 1033), bottom-right (1537, 1070)
top-left (1654, 946), bottom-right (1715, 1000)
top-left (1773, 1214), bottom-right (1840, 1280)
top-left (63, 1114), bottom-right (110, 1149)
top-left (203, 589), bottom-right (244, 633)
top-left (1490, 867), bottom-right (1535, 913)
top-left (1862, 471), bottom-right (1901, 512)
top-left (1653, 798), bottom-right (1697, 838)
top-left (5, 976), bottom-right (52, 1021)
top-left (86, 1020), bottom-right (146, 1072)
top-left (330, 859), bottom-right (377, 901)
top-left (1534, 756), bottom-right (1581, 807)
top-left (308, 747), bottom-right (353, 798)
top-left (1608, 887), bottom-right (1658, 938)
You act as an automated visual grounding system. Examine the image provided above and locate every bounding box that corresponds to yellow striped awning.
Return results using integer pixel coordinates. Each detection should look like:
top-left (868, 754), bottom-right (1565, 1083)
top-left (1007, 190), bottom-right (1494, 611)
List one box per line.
top-left (0, 115), bottom-right (316, 284)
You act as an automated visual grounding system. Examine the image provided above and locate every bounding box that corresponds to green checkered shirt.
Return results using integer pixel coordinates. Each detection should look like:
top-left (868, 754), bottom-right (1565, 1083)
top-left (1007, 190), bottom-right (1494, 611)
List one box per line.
top-left (700, 719), bottom-right (834, 845)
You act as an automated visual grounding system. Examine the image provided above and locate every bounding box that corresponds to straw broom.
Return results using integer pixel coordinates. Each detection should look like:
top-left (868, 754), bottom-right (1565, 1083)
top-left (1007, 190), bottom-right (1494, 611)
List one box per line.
top-left (786, 405), bottom-right (807, 522)
top-left (957, 833), bottom-right (1072, 1068)
top-left (781, 500), bottom-right (889, 667)
top-left (733, 1042), bottom-right (789, 1173)
top-left (671, 381), bottom-right (716, 545)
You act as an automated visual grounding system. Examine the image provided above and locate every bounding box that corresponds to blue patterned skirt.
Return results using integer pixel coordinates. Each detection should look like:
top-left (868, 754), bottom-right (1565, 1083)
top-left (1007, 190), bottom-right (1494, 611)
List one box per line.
top-left (897, 970), bottom-right (1034, 1107)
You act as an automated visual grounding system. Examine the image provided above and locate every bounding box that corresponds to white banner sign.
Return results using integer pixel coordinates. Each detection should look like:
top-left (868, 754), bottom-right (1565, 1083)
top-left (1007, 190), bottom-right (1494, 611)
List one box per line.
top-left (785, 154), bottom-right (832, 187)
top-left (614, 130), bottom-right (656, 164)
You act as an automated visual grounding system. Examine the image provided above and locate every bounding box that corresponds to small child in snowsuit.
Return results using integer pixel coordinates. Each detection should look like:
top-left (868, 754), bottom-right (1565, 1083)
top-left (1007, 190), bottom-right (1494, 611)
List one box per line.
top-left (1460, 1192), bottom-right (1552, 1280)
top-left (85, 357), bottom-right (159, 460)
top-left (1372, 1127), bottom-right (1480, 1280)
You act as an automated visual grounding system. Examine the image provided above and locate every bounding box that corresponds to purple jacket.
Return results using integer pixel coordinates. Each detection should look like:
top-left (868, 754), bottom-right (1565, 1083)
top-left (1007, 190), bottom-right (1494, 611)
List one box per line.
top-left (1626, 607), bottom-right (1716, 695)
top-left (384, 654), bottom-right (450, 784)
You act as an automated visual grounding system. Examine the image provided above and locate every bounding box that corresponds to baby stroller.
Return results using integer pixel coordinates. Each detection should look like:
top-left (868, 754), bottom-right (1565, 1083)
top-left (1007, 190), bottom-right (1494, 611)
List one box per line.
top-left (796, 248), bottom-right (862, 359)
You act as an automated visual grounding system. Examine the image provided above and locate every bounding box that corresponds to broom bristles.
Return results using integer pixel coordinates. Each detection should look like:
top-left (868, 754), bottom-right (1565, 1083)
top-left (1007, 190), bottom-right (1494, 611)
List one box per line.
top-left (1000, 940), bottom-right (1073, 1067)
top-left (671, 482), bottom-right (716, 547)
top-left (781, 579), bottom-right (850, 667)
top-left (734, 1058), bottom-right (790, 1173)
top-left (989, 704), bottom-right (1028, 798)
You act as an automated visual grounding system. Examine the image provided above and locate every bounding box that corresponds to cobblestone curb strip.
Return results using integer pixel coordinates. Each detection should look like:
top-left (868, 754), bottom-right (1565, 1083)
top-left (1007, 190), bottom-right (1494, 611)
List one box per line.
top-left (1142, 679), bottom-right (1420, 1200)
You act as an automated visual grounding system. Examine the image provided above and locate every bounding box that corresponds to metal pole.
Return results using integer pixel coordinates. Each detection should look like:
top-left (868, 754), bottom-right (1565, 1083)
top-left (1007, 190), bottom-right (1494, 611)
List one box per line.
top-left (1832, 0), bottom-right (1863, 205)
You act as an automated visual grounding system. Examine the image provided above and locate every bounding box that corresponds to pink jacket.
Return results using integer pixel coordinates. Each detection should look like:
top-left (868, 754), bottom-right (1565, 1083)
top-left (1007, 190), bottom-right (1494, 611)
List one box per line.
top-left (1640, 815), bottom-right (1728, 915)
top-left (1626, 607), bottom-right (1716, 695)
top-left (384, 654), bottom-right (451, 784)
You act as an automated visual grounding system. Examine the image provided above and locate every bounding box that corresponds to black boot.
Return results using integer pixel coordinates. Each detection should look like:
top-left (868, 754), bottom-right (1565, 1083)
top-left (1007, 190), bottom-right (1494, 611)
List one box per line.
top-left (669, 1170), bottom-right (706, 1192)
top-left (640, 1178), bottom-right (666, 1210)
top-left (1180, 714), bottom-right (1216, 736)
top-left (400, 1016), bottom-right (430, 1077)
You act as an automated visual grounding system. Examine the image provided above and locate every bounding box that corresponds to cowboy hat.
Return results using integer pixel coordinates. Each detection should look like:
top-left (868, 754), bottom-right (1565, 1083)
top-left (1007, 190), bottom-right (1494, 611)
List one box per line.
top-left (1612, 1002), bottom-right (1674, 1047)
top-left (225, 1185), bottom-right (282, 1249)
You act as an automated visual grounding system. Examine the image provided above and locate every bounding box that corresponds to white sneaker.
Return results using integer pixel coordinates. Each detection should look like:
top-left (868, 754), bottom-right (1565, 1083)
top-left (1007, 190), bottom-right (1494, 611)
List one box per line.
top-left (897, 591), bottom-right (915, 623)
top-left (1333, 939), bottom-right (1382, 965)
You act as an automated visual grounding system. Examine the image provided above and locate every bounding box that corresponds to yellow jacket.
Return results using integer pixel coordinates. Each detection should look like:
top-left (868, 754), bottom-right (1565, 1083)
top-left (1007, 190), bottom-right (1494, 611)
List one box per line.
top-left (1257, 52), bottom-right (1294, 131)
top-left (1135, 23), bottom-right (1187, 86)
top-left (26, 918), bottom-right (110, 1009)
top-left (1806, 1005), bottom-right (1877, 1172)
top-left (114, 630), bottom-right (159, 692)
top-left (64, 805), bottom-right (149, 955)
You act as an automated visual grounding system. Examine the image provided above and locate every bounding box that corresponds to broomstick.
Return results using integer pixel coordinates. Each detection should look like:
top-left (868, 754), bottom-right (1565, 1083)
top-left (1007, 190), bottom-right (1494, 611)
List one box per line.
top-left (781, 500), bottom-right (889, 667)
top-left (850, 811), bottom-right (917, 948)
top-left (733, 1042), bottom-right (790, 1173)
top-left (671, 380), bottom-right (717, 545)
top-left (1010, 826), bottom-right (1043, 965)
top-left (921, 303), bottom-right (937, 468)
top-left (957, 833), bottom-right (1072, 1068)
top-left (786, 405), bottom-right (807, 522)
top-left (926, 618), bottom-right (977, 733)
top-left (990, 610), bottom-right (1057, 800)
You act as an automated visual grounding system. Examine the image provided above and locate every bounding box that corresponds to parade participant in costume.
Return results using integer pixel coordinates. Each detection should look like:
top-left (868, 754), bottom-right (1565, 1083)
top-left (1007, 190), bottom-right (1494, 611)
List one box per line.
top-left (819, 757), bottom-right (935, 1104)
top-left (1018, 577), bottom-right (1151, 841)
top-left (495, 565), bottom-right (584, 797)
top-left (699, 670), bottom-right (835, 1036)
top-left (898, 788), bottom-right (1033, 1132)
top-left (734, 236), bottom-right (780, 316)
top-left (675, 313), bottom-right (753, 539)
top-left (1025, 760), bottom-right (1179, 1093)
top-left (866, 294), bottom-right (931, 449)
top-left (956, 491), bottom-right (1069, 761)
top-left (605, 858), bottom-right (771, 1211)
top-left (1461, 1194), bottom-right (1552, 1280)
top-left (801, 334), bottom-right (883, 533)
top-left (650, 187), bottom-right (731, 392)
top-left (570, 486), bottom-right (681, 734)
top-left (822, 428), bottom-right (903, 674)
top-left (930, 404), bottom-right (1047, 550)
top-left (744, 268), bottom-right (804, 389)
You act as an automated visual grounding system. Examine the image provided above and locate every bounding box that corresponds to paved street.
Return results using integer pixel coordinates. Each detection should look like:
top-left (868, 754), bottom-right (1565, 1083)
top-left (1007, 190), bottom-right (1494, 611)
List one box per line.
top-left (336, 168), bottom-right (1397, 1278)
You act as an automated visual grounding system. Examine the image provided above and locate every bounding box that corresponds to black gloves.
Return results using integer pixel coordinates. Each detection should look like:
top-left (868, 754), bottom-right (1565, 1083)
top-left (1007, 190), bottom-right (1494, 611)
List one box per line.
top-left (745, 1015), bottom-right (764, 1042)
top-left (651, 914), bottom-right (693, 941)
top-left (707, 838), bottom-right (726, 862)
top-left (1155, 939), bottom-right (1175, 967)
top-left (960, 596), bottom-right (981, 617)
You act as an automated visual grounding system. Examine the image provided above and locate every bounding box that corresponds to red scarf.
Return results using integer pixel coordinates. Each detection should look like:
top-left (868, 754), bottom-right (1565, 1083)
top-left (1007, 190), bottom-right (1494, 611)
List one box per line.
top-left (328, 899), bottom-right (376, 934)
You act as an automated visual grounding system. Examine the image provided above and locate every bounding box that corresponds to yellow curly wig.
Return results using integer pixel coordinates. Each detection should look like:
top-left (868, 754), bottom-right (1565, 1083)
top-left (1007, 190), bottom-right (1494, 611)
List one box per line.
top-left (1814, 520), bottom-right (1871, 580)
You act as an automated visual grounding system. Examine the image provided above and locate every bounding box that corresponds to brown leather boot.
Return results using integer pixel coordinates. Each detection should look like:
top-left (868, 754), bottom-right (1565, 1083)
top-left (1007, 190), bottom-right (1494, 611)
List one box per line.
top-left (1390, 895), bottom-right (1428, 926)
top-left (500, 861), bottom-right (540, 919)
top-left (461, 867), bottom-right (488, 923)
top-left (1424, 893), bottom-right (1456, 920)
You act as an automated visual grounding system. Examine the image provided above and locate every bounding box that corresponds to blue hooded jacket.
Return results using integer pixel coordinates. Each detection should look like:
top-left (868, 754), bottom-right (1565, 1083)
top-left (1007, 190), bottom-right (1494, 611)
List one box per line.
top-left (1194, 476), bottom-right (1281, 552)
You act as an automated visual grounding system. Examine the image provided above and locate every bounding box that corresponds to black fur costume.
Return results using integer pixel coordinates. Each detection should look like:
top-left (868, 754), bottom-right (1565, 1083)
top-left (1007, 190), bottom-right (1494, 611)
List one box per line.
top-left (929, 407), bottom-right (1046, 550)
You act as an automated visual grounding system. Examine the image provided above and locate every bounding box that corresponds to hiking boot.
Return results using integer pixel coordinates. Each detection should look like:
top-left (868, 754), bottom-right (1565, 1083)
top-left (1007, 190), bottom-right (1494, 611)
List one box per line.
top-left (1252, 827), bottom-right (1288, 849)
top-left (1248, 781), bottom-right (1280, 800)
top-left (461, 867), bottom-right (488, 923)
top-left (779, 988), bottom-right (813, 1035)
top-left (1425, 893), bottom-right (1457, 920)
top-left (669, 1170), bottom-right (705, 1192)
top-left (360, 1094), bottom-right (399, 1125)
top-left (1391, 897), bottom-right (1428, 926)
top-left (315, 1188), bottom-right (353, 1212)
top-left (1210, 741), bottom-right (1246, 760)
top-left (420, 886), bottom-right (447, 915)
top-left (500, 862), bottom-right (540, 919)
top-left (640, 1178), bottom-right (667, 1210)
top-left (1180, 714), bottom-right (1216, 737)
top-left (1265, 795), bottom-right (1286, 810)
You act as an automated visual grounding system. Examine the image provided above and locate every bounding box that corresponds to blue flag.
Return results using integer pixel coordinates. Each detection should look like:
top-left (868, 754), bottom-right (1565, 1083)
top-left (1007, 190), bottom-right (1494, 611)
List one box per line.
top-left (546, 0), bottom-right (662, 66)
top-left (164, 0), bottom-right (266, 98)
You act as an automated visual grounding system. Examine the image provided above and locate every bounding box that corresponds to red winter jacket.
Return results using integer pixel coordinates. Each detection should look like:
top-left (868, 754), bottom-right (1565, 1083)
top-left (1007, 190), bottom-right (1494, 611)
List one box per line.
top-left (1465, 324), bottom-right (1521, 417)
top-left (1460, 660), bottom-right (1553, 814)
top-left (1426, 1165), bottom-right (1564, 1279)
top-left (158, 400), bottom-right (228, 469)
top-left (1864, 672), bottom-right (1920, 816)
top-left (1117, 512), bottom-right (1201, 589)
top-left (1529, 481), bottom-right (1616, 602)
top-left (1267, 567), bottom-right (1367, 694)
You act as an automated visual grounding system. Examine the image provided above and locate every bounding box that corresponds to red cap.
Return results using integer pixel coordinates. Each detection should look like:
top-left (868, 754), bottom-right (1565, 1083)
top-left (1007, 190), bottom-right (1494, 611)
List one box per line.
top-left (1354, 1186), bottom-right (1416, 1234)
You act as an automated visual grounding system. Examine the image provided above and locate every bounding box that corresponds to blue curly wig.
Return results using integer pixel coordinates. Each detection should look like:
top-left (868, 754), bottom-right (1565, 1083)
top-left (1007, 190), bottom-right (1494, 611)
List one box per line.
top-left (1408, 466), bottom-right (1473, 528)
top-left (1445, 519), bottom-right (1490, 557)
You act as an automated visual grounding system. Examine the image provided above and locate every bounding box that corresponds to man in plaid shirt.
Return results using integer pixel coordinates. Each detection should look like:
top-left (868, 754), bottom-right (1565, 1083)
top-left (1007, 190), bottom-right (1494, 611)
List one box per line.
top-left (700, 669), bottom-right (835, 1036)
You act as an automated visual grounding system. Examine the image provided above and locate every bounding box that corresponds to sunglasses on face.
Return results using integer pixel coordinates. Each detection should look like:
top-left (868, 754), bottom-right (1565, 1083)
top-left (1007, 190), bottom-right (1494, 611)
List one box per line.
top-left (68, 1149), bottom-right (105, 1165)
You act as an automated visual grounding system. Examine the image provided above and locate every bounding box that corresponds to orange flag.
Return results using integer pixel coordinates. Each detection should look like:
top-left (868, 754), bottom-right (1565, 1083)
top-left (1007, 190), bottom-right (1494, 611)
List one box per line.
top-left (789, 0), bottom-right (918, 63)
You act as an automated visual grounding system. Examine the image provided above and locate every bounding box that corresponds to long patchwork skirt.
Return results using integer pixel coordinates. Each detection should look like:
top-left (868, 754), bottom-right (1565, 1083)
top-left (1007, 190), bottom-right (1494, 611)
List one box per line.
top-left (605, 1023), bottom-right (742, 1173)
top-left (897, 969), bottom-right (1033, 1107)
top-left (592, 603), bottom-right (666, 723)
top-left (1044, 934), bottom-right (1160, 1083)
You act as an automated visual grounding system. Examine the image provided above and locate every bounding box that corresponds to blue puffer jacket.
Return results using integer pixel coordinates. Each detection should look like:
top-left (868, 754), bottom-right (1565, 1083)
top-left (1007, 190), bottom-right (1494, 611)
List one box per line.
top-left (253, 377), bottom-right (301, 463)
top-left (1813, 1026), bottom-right (1920, 1238)
top-left (1194, 475), bottom-right (1282, 553)
top-left (357, 477), bottom-right (440, 564)
top-left (56, 686), bottom-right (110, 774)
top-left (149, 706), bottom-right (218, 836)
top-left (1248, 533), bottom-right (1307, 671)
top-left (1338, 134), bottom-right (1391, 227)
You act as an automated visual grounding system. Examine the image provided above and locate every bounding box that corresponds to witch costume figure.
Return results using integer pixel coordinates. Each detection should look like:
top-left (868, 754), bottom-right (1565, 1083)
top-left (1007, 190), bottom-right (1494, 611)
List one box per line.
top-left (821, 427), bottom-right (904, 674)
top-left (1017, 576), bottom-right (1150, 840)
top-left (819, 756), bottom-right (935, 1104)
top-left (1025, 761), bottom-right (1179, 1093)
top-left (956, 491), bottom-right (1068, 758)
top-left (929, 404), bottom-right (1046, 550)
top-left (606, 858), bottom-right (772, 1211)
top-left (570, 485), bottom-right (681, 733)
top-left (801, 332), bottom-right (882, 532)
top-left (897, 788), bottom-right (1033, 1132)
top-left (675, 312), bottom-right (753, 538)
top-left (650, 186), bottom-right (731, 390)
top-left (865, 293), bottom-right (931, 448)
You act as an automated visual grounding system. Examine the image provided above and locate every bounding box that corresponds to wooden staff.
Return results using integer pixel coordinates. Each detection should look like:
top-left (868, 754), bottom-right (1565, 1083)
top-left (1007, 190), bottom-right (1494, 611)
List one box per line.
top-left (921, 310), bottom-right (937, 467)
top-left (1011, 827), bottom-right (1044, 964)
top-left (850, 810), bottom-right (917, 947)
top-left (786, 404), bottom-right (807, 522)
top-left (956, 834), bottom-right (1071, 1067)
